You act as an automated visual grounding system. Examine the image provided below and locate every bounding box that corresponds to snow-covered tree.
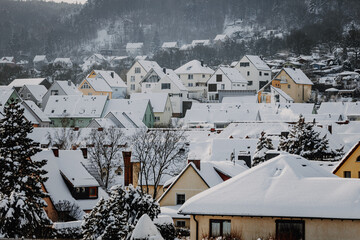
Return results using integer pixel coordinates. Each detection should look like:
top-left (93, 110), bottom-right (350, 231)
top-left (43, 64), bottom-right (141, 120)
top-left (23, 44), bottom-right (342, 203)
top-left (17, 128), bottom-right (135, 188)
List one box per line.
top-left (82, 184), bottom-right (160, 240)
top-left (0, 100), bottom-right (52, 238)
top-left (278, 116), bottom-right (344, 161)
top-left (252, 131), bottom-right (275, 167)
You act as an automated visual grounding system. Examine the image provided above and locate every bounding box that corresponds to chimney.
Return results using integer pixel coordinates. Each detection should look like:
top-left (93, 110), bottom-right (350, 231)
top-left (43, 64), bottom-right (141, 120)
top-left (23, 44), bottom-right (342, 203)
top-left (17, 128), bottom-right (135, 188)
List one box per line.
top-left (80, 147), bottom-right (88, 159)
top-left (110, 72), bottom-right (114, 78)
top-left (68, 80), bottom-right (71, 86)
top-left (201, 60), bottom-right (204, 67)
top-left (52, 148), bottom-right (59, 157)
top-left (123, 151), bottom-right (133, 186)
top-left (188, 159), bottom-right (200, 170)
top-left (163, 68), bottom-right (166, 74)
top-left (328, 125), bottom-right (332, 134)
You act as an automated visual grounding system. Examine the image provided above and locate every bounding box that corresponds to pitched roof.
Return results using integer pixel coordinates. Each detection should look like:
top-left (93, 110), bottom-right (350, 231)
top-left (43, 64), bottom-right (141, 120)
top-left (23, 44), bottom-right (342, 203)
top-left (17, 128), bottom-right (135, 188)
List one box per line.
top-left (218, 67), bottom-right (247, 83)
top-left (214, 34), bottom-right (228, 41)
top-left (126, 42), bottom-right (144, 49)
top-left (0, 86), bottom-right (16, 109)
top-left (22, 85), bottom-right (47, 102)
top-left (102, 99), bottom-right (150, 118)
top-left (53, 58), bottom-right (72, 64)
top-left (137, 60), bottom-right (161, 72)
top-left (271, 86), bottom-right (294, 102)
top-left (162, 42), bottom-right (178, 48)
top-left (33, 55), bottom-right (47, 62)
top-left (93, 70), bottom-right (126, 88)
top-left (130, 93), bottom-right (169, 113)
top-left (179, 154), bottom-right (360, 220)
top-left (175, 60), bottom-right (214, 75)
top-left (9, 78), bottom-right (47, 88)
top-left (333, 141), bottom-right (360, 174)
top-left (44, 95), bottom-right (107, 118)
top-left (56, 80), bottom-right (82, 95)
top-left (161, 70), bottom-right (187, 91)
top-left (22, 100), bottom-right (51, 123)
top-left (245, 55), bottom-right (271, 71)
top-left (281, 68), bottom-right (313, 85)
top-left (85, 78), bottom-right (113, 92)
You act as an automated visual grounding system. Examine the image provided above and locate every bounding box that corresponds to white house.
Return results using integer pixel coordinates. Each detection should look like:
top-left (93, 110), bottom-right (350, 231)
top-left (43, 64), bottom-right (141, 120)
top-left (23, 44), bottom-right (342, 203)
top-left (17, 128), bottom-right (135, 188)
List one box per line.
top-left (233, 55), bottom-right (271, 91)
top-left (175, 60), bottom-right (214, 99)
top-left (18, 85), bottom-right (47, 106)
top-left (207, 67), bottom-right (247, 101)
top-left (126, 60), bottom-right (162, 94)
top-left (82, 54), bottom-right (106, 71)
top-left (42, 80), bottom-right (82, 109)
top-left (140, 67), bottom-right (168, 93)
top-left (131, 92), bottom-right (173, 127)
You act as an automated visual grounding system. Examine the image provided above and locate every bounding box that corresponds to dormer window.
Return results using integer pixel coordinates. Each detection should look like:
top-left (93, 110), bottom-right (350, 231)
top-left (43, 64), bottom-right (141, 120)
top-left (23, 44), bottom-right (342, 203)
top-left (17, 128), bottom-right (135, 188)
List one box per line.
top-left (89, 187), bottom-right (97, 198)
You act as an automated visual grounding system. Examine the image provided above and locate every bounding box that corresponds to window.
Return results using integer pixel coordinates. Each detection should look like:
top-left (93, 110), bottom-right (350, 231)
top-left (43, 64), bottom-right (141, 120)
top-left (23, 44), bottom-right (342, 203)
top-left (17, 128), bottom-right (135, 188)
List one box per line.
top-left (176, 193), bottom-right (185, 205)
top-left (51, 90), bottom-right (59, 95)
top-left (176, 220), bottom-right (186, 228)
top-left (155, 116), bottom-right (160, 122)
top-left (188, 83), bottom-right (193, 87)
top-left (27, 93), bottom-right (31, 99)
top-left (208, 84), bottom-right (217, 92)
top-left (202, 74), bottom-right (206, 78)
top-left (276, 220), bottom-right (304, 240)
top-left (135, 67), bottom-right (141, 73)
top-left (288, 84), bottom-right (291, 89)
top-left (356, 156), bottom-right (360, 162)
top-left (188, 74), bottom-right (193, 79)
top-left (240, 62), bottom-right (250, 67)
top-left (20, 94), bottom-right (24, 98)
top-left (247, 71), bottom-right (250, 76)
top-left (259, 71), bottom-right (262, 76)
top-left (344, 171), bottom-right (351, 178)
top-left (130, 76), bottom-right (135, 82)
top-left (161, 83), bottom-right (171, 89)
top-left (264, 73), bottom-right (269, 76)
top-left (146, 84), bottom-right (151, 88)
top-left (130, 84), bottom-right (135, 90)
top-left (216, 74), bottom-right (222, 82)
top-left (81, 82), bottom-right (90, 89)
top-left (89, 187), bottom-right (97, 198)
top-left (210, 220), bottom-right (231, 237)
top-left (248, 81), bottom-right (253, 86)
top-left (221, 84), bottom-right (225, 90)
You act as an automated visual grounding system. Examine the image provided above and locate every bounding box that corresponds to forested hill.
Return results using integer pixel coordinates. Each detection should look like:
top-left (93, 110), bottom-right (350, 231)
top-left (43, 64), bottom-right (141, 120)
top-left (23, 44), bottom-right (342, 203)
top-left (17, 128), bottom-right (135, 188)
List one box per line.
top-left (2, 0), bottom-right (360, 58)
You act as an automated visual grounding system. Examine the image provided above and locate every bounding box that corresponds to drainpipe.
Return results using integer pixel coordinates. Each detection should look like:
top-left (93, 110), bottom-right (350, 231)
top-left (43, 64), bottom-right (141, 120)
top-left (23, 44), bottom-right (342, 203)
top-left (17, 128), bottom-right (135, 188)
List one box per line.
top-left (193, 215), bottom-right (199, 240)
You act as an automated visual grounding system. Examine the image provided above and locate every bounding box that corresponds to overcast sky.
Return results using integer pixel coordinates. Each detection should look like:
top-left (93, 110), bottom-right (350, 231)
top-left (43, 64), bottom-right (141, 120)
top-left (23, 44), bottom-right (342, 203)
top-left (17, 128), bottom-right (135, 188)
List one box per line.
top-left (46, 0), bottom-right (87, 4)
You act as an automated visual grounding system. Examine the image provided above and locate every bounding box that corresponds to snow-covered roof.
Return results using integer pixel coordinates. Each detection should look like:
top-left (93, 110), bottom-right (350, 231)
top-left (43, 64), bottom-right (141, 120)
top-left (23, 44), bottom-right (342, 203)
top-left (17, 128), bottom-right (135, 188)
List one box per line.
top-left (56, 80), bottom-right (82, 95)
top-left (214, 34), bottom-right (228, 42)
top-left (162, 42), bottom-right (178, 48)
top-left (281, 68), bottom-right (313, 85)
top-left (53, 58), bottom-right (72, 64)
top-left (0, 86), bottom-right (16, 110)
top-left (130, 214), bottom-right (164, 240)
top-left (130, 93), bottom-right (169, 113)
top-left (245, 55), bottom-right (271, 71)
top-left (179, 154), bottom-right (360, 219)
top-left (271, 86), bottom-right (294, 102)
top-left (218, 67), bottom-right (247, 83)
top-left (31, 150), bottom-right (108, 211)
top-left (0, 56), bottom-right (15, 63)
top-left (317, 102), bottom-right (360, 117)
top-left (8, 78), bottom-right (47, 88)
top-left (126, 42), bottom-right (144, 49)
top-left (138, 60), bottom-right (162, 73)
top-left (44, 95), bottom-right (107, 118)
top-left (22, 100), bottom-right (51, 123)
top-left (160, 205), bottom-right (190, 219)
top-left (175, 60), bottom-right (214, 75)
top-left (160, 70), bottom-right (187, 91)
top-left (103, 99), bottom-right (150, 118)
top-left (191, 39), bottom-right (210, 46)
top-left (33, 55), bottom-right (47, 62)
top-left (221, 95), bottom-right (257, 104)
top-left (22, 85), bottom-right (47, 102)
top-left (92, 70), bottom-right (126, 88)
top-left (85, 77), bottom-right (112, 92)
top-left (106, 111), bottom-right (146, 129)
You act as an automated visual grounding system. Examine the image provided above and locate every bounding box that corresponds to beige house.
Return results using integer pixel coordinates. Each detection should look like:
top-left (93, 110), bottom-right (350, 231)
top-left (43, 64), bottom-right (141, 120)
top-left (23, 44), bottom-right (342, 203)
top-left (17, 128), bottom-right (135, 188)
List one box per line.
top-left (158, 160), bottom-right (248, 229)
top-left (175, 60), bottom-right (214, 99)
top-left (272, 68), bottom-right (313, 103)
top-left (179, 154), bottom-right (360, 240)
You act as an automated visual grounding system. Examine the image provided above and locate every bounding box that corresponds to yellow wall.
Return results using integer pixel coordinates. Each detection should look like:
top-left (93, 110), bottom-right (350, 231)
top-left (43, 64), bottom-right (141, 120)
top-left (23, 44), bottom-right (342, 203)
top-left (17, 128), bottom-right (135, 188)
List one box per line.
top-left (334, 145), bottom-right (360, 178)
top-left (78, 79), bottom-right (112, 99)
top-left (190, 215), bottom-right (360, 240)
top-left (174, 218), bottom-right (191, 229)
top-left (159, 166), bottom-right (209, 206)
top-left (276, 70), bottom-right (312, 103)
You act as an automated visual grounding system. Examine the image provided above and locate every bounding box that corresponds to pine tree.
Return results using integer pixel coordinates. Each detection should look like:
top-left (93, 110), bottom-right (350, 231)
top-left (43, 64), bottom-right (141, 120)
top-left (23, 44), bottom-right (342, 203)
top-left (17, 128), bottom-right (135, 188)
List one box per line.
top-left (252, 131), bottom-right (275, 167)
top-left (82, 184), bottom-right (160, 240)
top-left (278, 115), bottom-right (343, 161)
top-left (0, 100), bottom-right (51, 238)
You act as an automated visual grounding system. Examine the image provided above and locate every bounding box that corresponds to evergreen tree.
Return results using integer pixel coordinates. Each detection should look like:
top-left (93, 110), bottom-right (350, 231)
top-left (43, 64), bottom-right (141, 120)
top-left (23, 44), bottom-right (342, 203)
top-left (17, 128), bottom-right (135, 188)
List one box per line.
top-left (0, 100), bottom-right (51, 238)
top-left (82, 185), bottom-right (160, 240)
top-left (278, 116), bottom-right (344, 161)
top-left (252, 131), bottom-right (275, 167)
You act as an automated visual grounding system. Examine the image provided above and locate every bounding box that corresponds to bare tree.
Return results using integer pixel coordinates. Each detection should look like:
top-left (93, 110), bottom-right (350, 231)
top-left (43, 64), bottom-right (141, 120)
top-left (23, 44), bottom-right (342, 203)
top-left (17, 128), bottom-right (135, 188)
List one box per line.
top-left (86, 127), bottom-right (125, 189)
top-left (54, 200), bottom-right (84, 221)
top-left (130, 129), bottom-right (188, 199)
top-left (46, 128), bottom-right (82, 150)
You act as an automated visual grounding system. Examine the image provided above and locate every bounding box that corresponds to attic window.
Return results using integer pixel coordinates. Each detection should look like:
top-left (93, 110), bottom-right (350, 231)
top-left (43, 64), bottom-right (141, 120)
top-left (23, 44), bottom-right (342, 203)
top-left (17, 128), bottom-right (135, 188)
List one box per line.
top-left (356, 156), bottom-right (360, 162)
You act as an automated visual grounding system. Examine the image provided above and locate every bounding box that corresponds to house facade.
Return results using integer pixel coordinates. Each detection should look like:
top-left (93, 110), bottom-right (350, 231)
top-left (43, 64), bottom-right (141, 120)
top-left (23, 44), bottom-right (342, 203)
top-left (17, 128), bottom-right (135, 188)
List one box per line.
top-left (42, 80), bottom-right (82, 109)
top-left (333, 141), bottom-right (360, 178)
top-left (233, 55), bottom-right (271, 91)
top-left (127, 60), bottom-right (162, 94)
top-left (18, 85), bottom-right (47, 107)
top-left (207, 67), bottom-right (247, 101)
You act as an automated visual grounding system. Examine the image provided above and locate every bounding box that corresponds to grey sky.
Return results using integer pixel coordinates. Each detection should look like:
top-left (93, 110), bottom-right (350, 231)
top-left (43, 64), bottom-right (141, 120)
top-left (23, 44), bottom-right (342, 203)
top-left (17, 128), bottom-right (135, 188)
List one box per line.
top-left (46, 0), bottom-right (87, 4)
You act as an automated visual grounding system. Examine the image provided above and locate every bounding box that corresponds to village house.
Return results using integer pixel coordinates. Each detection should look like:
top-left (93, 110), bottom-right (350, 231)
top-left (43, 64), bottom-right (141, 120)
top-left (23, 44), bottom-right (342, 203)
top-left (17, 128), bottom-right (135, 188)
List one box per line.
top-left (0, 56), bottom-right (16, 67)
top-left (175, 60), bottom-right (214, 99)
top-left (233, 55), bottom-right (271, 91)
top-left (333, 141), bottom-right (360, 178)
top-left (213, 34), bottom-right (229, 47)
top-left (82, 53), bottom-right (106, 71)
top-left (179, 154), bottom-right (360, 240)
top-left (161, 42), bottom-right (179, 51)
top-left (158, 160), bottom-right (248, 229)
top-left (206, 67), bottom-right (248, 101)
top-left (130, 93), bottom-right (173, 127)
top-left (8, 78), bottom-right (51, 91)
top-left (88, 111), bottom-right (147, 129)
top-left (42, 80), bottom-right (82, 109)
top-left (127, 60), bottom-right (162, 94)
top-left (53, 58), bottom-right (73, 69)
top-left (78, 70), bottom-right (127, 99)
top-left (43, 95), bottom-right (107, 128)
top-left (140, 67), bottom-right (169, 93)
top-left (0, 86), bottom-right (21, 116)
top-left (21, 100), bottom-right (51, 127)
top-left (18, 85), bottom-right (47, 107)
top-left (31, 149), bottom-right (108, 222)
top-left (33, 55), bottom-right (49, 70)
